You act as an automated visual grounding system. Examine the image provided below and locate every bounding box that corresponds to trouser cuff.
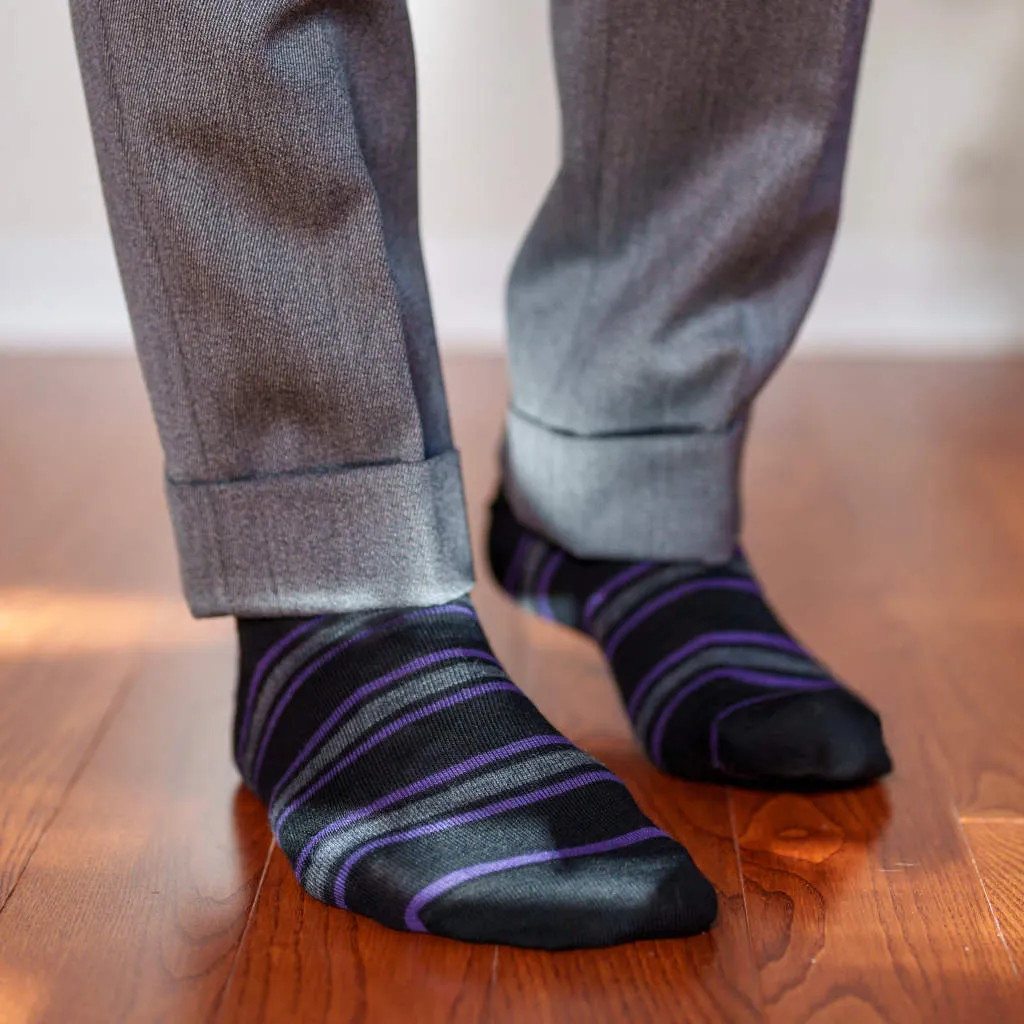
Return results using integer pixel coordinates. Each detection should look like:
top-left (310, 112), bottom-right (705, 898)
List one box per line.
top-left (166, 450), bottom-right (474, 617)
top-left (503, 409), bottom-right (744, 563)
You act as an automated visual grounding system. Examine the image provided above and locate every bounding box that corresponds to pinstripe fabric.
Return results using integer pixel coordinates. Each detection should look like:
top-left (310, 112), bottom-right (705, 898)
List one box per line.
top-left (72, 0), bottom-right (871, 614)
top-left (234, 597), bottom-right (717, 948)
top-left (489, 494), bottom-right (892, 789)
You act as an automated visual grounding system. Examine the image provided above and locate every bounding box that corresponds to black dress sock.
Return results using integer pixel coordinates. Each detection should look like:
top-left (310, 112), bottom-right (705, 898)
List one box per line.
top-left (234, 597), bottom-right (717, 949)
top-left (488, 493), bottom-right (892, 790)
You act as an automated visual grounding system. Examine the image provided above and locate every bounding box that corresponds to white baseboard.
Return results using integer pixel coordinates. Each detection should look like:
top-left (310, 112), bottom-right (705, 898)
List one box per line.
top-left (0, 237), bottom-right (133, 350)
top-left (2, 234), bottom-right (1023, 354)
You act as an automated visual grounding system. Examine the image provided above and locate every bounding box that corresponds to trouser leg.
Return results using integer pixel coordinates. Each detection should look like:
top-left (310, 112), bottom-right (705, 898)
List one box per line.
top-left (70, 0), bottom-right (473, 615)
top-left (506, 0), bottom-right (871, 561)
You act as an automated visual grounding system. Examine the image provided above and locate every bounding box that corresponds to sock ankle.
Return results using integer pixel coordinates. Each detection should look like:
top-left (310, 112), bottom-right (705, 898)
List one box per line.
top-left (488, 494), bottom-right (892, 789)
top-left (233, 597), bottom-right (717, 948)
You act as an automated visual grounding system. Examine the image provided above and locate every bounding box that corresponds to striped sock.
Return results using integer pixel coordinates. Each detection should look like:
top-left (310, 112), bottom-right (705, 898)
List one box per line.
top-left (234, 597), bottom-right (717, 949)
top-left (489, 494), bottom-right (892, 789)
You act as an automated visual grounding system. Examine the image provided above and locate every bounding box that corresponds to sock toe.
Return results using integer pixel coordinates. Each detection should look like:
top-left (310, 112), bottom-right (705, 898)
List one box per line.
top-left (716, 688), bottom-right (892, 787)
top-left (419, 839), bottom-right (718, 949)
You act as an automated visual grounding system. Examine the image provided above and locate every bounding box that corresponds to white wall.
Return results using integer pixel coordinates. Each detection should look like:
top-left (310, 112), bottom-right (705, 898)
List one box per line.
top-left (1, 0), bottom-right (1023, 352)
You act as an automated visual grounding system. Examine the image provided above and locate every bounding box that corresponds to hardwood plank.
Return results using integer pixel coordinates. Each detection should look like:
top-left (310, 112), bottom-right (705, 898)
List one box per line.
top-left (745, 360), bottom-right (1024, 821)
top-left (4, 353), bottom-right (1024, 1020)
top-left (0, 356), bottom-right (175, 592)
top-left (904, 619), bottom-right (1024, 820)
top-left (735, 362), bottom-right (1024, 1018)
top-left (733, 776), bottom-right (1019, 1022)
top-left (962, 820), bottom-right (1024, 973)
top-left (0, 637), bottom-right (267, 1024)
top-left (722, 602), bottom-right (1016, 1021)
top-left (218, 849), bottom-right (497, 1024)
top-left (0, 355), bottom-right (221, 920)
top-left (0, 355), bottom-right (188, 918)
top-left (0, 654), bottom-right (131, 911)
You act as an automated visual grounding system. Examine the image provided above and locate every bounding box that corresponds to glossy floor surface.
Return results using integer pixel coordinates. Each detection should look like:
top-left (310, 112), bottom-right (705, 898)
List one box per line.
top-left (0, 354), bottom-right (1022, 1022)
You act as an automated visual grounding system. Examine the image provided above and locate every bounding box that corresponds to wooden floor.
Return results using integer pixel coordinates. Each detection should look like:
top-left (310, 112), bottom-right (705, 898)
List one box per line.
top-left (0, 354), bottom-right (1022, 1023)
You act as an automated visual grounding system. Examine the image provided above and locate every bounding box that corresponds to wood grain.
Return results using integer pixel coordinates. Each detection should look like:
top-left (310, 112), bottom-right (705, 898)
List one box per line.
top-left (2, 353), bottom-right (1024, 1022)
top-left (962, 820), bottom-right (1024, 973)
top-left (0, 357), bottom-right (179, 596)
top-left (743, 360), bottom-right (1024, 821)
top-left (0, 357), bottom-right (178, 920)
top-left (0, 640), bottom-right (265, 1024)
top-left (733, 776), bottom-right (1019, 1021)
top-left (0, 357), bottom-right (218, 921)
top-left (0, 654), bottom-right (131, 911)
top-left (725, 606), bottom-right (1017, 1021)
top-left (737, 360), bottom-right (1024, 1019)
top-left (219, 847), bottom-right (498, 1024)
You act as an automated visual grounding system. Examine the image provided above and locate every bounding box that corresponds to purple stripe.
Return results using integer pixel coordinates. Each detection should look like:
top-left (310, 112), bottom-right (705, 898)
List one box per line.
top-left (274, 680), bottom-right (517, 832)
top-left (709, 692), bottom-right (805, 772)
top-left (250, 603), bottom-right (476, 782)
top-left (582, 562), bottom-right (653, 629)
top-left (236, 616), bottom-right (328, 761)
top-left (333, 769), bottom-right (621, 908)
top-left (267, 644), bottom-right (497, 806)
top-left (534, 551), bottom-right (564, 620)
top-left (293, 734), bottom-right (572, 877)
top-left (502, 535), bottom-right (530, 593)
top-left (626, 630), bottom-right (805, 720)
top-left (404, 826), bottom-right (666, 932)
top-left (604, 578), bottom-right (760, 659)
top-left (650, 670), bottom-right (834, 768)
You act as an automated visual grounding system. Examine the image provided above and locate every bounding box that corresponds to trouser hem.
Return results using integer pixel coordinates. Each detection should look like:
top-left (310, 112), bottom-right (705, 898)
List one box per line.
top-left (166, 450), bottom-right (474, 617)
top-left (503, 409), bottom-right (744, 563)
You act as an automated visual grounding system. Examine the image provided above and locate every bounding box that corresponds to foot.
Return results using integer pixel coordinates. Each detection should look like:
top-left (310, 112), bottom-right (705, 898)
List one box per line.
top-left (488, 494), bottom-right (892, 790)
top-left (233, 597), bottom-right (717, 949)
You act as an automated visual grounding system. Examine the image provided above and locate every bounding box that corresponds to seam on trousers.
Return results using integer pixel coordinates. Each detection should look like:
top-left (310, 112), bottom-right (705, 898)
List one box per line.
top-left (166, 455), bottom-right (446, 490)
top-left (548, 0), bottom-right (615, 404)
top-left (736, 0), bottom-right (870, 401)
top-left (506, 403), bottom-right (746, 443)
top-left (88, 0), bottom-right (229, 607)
top-left (235, 0), bottom-right (282, 609)
top-left (316, 10), bottom-right (429, 464)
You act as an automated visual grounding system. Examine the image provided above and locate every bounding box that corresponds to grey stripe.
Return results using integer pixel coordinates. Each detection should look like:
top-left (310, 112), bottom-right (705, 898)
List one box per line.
top-left (269, 661), bottom-right (509, 814)
top-left (300, 744), bottom-right (601, 901)
top-left (591, 565), bottom-right (697, 639)
top-left (590, 555), bottom-right (752, 641)
top-left (633, 647), bottom-right (825, 741)
top-left (589, 564), bottom-right (699, 640)
top-left (240, 611), bottom-right (379, 771)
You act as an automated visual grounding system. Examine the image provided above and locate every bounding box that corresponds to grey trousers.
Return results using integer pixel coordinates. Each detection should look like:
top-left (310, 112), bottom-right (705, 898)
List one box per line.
top-left (70, 0), bottom-right (871, 617)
